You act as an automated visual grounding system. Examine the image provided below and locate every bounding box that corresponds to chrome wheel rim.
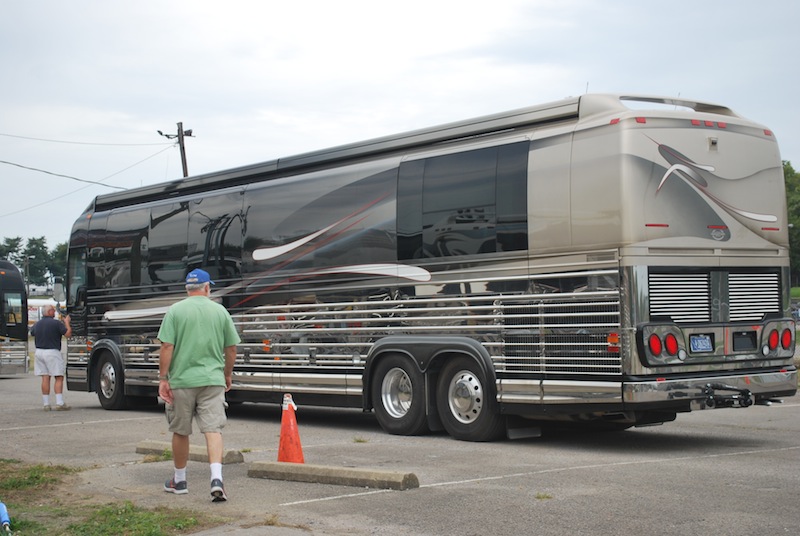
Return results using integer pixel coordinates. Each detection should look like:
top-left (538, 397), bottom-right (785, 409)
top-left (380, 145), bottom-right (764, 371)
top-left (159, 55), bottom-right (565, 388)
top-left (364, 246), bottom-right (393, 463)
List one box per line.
top-left (447, 369), bottom-right (483, 424)
top-left (380, 367), bottom-right (413, 419)
top-left (100, 361), bottom-right (117, 400)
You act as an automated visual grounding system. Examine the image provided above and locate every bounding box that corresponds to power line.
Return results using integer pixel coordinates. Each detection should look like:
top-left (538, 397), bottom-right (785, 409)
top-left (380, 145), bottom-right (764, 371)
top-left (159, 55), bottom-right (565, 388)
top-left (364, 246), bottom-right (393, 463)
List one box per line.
top-left (0, 131), bottom-right (172, 146)
top-left (0, 160), bottom-right (127, 190)
top-left (0, 144), bottom-right (176, 219)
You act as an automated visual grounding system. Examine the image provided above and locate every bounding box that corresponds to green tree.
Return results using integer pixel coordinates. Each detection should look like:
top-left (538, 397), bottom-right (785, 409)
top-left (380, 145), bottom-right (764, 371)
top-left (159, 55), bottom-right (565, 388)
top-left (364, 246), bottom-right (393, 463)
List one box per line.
top-left (784, 161), bottom-right (800, 286)
top-left (0, 236), bottom-right (23, 265)
top-left (49, 242), bottom-right (68, 284)
top-left (23, 237), bottom-right (50, 287)
top-left (0, 236), bottom-right (68, 292)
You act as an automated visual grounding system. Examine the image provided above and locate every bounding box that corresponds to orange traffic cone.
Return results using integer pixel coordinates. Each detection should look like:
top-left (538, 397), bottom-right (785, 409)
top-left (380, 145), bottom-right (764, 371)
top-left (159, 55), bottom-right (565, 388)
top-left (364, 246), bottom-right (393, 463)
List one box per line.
top-left (277, 393), bottom-right (304, 463)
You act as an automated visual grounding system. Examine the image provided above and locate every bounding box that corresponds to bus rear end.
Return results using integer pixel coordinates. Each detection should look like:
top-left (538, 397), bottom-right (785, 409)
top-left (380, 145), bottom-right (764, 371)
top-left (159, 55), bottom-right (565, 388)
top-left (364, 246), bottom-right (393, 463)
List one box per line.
top-left (572, 95), bottom-right (796, 417)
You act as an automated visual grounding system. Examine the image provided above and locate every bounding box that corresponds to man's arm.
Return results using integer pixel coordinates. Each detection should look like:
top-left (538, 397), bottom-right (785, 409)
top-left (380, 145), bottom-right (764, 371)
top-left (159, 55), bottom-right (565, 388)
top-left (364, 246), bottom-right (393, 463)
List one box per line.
top-left (223, 345), bottom-right (237, 391)
top-left (158, 342), bottom-right (175, 404)
top-left (63, 315), bottom-right (72, 338)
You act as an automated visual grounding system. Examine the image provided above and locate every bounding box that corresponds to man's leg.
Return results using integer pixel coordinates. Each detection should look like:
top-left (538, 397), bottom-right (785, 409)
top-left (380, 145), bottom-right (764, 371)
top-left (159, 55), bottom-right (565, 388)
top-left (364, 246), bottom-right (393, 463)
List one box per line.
top-left (53, 375), bottom-right (69, 409)
top-left (163, 432), bottom-right (190, 494)
top-left (54, 375), bottom-right (64, 395)
top-left (172, 432), bottom-right (190, 469)
top-left (164, 388), bottom-right (192, 495)
top-left (40, 375), bottom-right (51, 396)
top-left (40, 374), bottom-right (51, 409)
top-left (205, 431), bottom-right (227, 501)
top-left (204, 431), bottom-right (223, 464)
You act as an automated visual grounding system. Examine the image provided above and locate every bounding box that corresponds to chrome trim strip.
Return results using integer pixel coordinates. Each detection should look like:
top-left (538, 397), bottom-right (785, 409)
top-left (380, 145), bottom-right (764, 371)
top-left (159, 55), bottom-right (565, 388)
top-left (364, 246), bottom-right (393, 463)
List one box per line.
top-left (497, 379), bottom-right (622, 404)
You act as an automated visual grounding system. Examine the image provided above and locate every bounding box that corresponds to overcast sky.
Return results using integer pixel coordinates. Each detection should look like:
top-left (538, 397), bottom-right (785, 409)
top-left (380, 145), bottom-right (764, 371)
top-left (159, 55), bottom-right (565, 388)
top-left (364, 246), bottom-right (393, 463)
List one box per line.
top-left (1, 0), bottom-right (798, 249)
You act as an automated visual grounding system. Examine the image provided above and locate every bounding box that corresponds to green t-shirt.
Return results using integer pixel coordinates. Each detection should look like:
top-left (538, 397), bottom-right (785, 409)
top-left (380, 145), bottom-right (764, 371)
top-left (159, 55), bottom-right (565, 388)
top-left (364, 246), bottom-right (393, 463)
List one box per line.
top-left (157, 296), bottom-right (241, 389)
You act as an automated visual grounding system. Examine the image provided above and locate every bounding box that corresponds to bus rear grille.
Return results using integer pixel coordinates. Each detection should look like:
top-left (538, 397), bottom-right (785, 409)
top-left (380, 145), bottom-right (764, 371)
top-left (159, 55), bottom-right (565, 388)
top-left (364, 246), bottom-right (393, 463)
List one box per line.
top-left (728, 272), bottom-right (781, 321)
top-left (649, 270), bottom-right (781, 323)
top-left (649, 273), bottom-right (710, 322)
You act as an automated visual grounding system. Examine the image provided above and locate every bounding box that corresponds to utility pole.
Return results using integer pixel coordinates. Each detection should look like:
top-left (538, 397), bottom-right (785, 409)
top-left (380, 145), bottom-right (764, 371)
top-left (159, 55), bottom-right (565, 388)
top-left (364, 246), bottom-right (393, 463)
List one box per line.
top-left (158, 122), bottom-right (194, 177)
top-left (177, 122), bottom-right (189, 178)
top-left (23, 254), bottom-right (35, 295)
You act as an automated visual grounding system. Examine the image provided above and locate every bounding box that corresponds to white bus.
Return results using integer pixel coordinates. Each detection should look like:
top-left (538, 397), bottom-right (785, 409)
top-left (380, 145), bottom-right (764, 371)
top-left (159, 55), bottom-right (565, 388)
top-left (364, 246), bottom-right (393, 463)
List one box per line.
top-left (60, 94), bottom-right (796, 440)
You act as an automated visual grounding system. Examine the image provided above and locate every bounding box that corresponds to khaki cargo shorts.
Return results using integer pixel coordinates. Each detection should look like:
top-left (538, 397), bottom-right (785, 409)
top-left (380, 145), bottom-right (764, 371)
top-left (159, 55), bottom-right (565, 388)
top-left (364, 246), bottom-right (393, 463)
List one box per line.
top-left (165, 385), bottom-right (227, 436)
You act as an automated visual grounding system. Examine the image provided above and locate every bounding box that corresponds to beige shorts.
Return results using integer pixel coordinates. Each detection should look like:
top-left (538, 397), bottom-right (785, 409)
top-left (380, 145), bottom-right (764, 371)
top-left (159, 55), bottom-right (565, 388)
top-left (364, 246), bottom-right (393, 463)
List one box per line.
top-left (165, 385), bottom-right (227, 436)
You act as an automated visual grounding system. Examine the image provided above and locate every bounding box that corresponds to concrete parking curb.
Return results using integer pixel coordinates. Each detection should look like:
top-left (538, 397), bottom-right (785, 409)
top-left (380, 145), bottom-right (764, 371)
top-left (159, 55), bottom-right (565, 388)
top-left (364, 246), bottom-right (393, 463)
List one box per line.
top-left (135, 440), bottom-right (244, 464)
top-left (248, 461), bottom-right (420, 490)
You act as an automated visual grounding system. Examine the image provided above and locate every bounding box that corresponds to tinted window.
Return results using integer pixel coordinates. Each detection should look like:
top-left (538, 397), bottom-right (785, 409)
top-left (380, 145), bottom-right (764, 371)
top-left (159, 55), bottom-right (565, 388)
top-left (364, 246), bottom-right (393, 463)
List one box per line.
top-left (398, 141), bottom-right (528, 259)
top-left (148, 202), bottom-right (189, 286)
top-left (67, 248), bottom-right (87, 307)
top-left (188, 188), bottom-right (245, 282)
top-left (244, 167), bottom-right (397, 274)
top-left (104, 207), bottom-right (149, 289)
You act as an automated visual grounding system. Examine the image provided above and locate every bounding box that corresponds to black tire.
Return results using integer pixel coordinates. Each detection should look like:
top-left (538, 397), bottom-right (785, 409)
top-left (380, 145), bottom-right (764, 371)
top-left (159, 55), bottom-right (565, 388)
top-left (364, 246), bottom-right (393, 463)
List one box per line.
top-left (95, 353), bottom-right (128, 410)
top-left (436, 357), bottom-right (504, 441)
top-left (371, 354), bottom-right (429, 436)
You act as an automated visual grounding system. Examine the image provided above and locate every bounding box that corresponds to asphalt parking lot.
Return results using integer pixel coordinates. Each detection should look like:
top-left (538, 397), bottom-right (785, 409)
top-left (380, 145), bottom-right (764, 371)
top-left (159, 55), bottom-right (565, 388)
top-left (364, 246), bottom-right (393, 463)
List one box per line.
top-left (2, 372), bottom-right (800, 535)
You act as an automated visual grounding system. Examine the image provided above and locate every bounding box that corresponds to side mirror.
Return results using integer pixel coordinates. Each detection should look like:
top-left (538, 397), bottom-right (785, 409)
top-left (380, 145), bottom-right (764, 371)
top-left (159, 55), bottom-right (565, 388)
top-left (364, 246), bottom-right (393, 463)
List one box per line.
top-left (53, 276), bottom-right (66, 303)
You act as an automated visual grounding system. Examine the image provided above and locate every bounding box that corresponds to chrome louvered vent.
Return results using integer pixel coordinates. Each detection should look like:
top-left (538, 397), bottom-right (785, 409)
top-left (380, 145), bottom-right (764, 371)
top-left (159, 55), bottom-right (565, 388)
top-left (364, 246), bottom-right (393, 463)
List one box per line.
top-left (728, 272), bottom-right (780, 321)
top-left (649, 270), bottom-right (781, 323)
top-left (649, 273), bottom-right (710, 322)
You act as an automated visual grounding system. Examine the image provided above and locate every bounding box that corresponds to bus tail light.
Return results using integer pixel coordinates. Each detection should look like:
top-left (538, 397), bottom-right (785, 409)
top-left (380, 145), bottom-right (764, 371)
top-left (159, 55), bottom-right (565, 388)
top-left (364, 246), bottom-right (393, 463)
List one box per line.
top-left (648, 334), bottom-right (662, 356)
top-left (767, 329), bottom-right (779, 351)
top-left (664, 333), bottom-right (679, 356)
top-left (781, 328), bottom-right (793, 350)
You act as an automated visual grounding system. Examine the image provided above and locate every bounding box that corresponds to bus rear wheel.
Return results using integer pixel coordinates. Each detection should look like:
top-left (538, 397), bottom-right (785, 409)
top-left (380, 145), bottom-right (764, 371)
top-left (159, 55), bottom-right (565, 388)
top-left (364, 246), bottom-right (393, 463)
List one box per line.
top-left (96, 353), bottom-right (128, 410)
top-left (436, 357), bottom-right (504, 441)
top-left (371, 355), bottom-right (429, 436)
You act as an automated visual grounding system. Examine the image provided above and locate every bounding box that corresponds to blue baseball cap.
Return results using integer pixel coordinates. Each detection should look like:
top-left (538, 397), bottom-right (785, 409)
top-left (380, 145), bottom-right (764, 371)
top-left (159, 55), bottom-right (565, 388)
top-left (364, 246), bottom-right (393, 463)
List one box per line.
top-left (185, 269), bottom-right (215, 285)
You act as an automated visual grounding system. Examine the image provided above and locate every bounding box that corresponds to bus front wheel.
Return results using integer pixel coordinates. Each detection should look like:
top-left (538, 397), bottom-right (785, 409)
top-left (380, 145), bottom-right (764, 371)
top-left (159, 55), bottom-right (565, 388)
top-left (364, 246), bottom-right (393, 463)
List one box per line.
top-left (436, 357), bottom-right (504, 441)
top-left (371, 355), bottom-right (429, 436)
top-left (96, 353), bottom-right (128, 410)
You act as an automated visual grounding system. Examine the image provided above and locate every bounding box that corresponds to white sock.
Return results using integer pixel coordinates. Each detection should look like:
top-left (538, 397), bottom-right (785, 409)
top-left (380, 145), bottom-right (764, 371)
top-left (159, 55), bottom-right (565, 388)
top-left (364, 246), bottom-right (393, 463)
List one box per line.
top-left (43, 395), bottom-right (50, 406)
top-left (56, 394), bottom-right (65, 406)
top-left (174, 467), bottom-right (186, 483)
top-left (210, 463), bottom-right (222, 482)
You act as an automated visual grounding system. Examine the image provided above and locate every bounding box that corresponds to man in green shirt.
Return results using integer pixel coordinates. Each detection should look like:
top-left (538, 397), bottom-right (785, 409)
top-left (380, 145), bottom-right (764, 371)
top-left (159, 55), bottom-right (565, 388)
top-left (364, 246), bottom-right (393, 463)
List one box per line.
top-left (158, 268), bottom-right (240, 502)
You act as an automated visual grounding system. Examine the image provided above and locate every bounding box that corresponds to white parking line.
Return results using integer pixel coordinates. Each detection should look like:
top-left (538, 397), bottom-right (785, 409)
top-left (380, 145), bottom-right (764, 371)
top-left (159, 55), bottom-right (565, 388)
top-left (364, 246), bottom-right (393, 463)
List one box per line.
top-left (279, 444), bottom-right (800, 506)
top-left (0, 416), bottom-right (162, 433)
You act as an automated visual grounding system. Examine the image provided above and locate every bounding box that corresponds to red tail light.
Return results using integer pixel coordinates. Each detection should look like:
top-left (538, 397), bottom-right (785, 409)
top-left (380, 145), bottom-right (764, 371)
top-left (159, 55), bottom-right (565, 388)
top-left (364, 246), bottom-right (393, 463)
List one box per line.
top-left (781, 329), bottom-right (793, 350)
top-left (664, 333), bottom-right (679, 356)
top-left (768, 329), bottom-right (779, 351)
top-left (648, 334), bottom-right (662, 356)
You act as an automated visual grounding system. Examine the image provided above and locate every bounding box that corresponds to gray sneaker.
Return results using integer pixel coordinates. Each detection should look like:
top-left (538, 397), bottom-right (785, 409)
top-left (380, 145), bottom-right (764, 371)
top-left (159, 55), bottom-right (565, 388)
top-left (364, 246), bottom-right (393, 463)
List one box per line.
top-left (210, 479), bottom-right (227, 502)
top-left (43, 405), bottom-right (51, 411)
top-left (164, 478), bottom-right (188, 494)
top-left (54, 404), bottom-right (71, 411)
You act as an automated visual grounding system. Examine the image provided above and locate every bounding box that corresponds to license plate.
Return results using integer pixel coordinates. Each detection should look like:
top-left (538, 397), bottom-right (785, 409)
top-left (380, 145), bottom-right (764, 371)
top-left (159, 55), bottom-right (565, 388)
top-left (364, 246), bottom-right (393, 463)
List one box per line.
top-left (690, 334), bottom-right (713, 353)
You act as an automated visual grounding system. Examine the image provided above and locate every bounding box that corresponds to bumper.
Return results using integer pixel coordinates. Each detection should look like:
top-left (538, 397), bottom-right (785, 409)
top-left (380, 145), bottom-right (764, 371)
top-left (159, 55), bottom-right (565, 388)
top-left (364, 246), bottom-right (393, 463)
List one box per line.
top-left (623, 369), bottom-right (797, 406)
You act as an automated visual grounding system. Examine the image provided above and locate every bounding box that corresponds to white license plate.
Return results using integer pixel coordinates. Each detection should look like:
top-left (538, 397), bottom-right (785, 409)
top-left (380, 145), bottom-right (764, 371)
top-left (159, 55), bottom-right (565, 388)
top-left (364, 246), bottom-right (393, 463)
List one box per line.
top-left (690, 334), bottom-right (713, 353)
